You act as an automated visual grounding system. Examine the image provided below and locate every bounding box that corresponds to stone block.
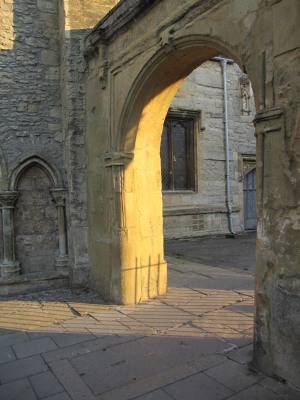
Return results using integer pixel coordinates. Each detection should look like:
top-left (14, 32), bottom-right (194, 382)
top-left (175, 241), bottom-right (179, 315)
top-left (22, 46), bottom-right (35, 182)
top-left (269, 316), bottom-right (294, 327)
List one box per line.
top-left (205, 359), bottom-right (263, 392)
top-left (70, 340), bottom-right (170, 395)
top-left (13, 336), bottom-right (58, 359)
top-left (0, 378), bottom-right (37, 400)
top-left (136, 335), bottom-right (228, 366)
top-left (0, 345), bottom-right (16, 364)
top-left (29, 371), bottom-right (64, 399)
top-left (48, 123), bottom-right (62, 131)
top-left (0, 355), bottom-right (48, 383)
top-left (50, 331), bottom-right (95, 348)
top-left (28, 104), bottom-right (38, 113)
top-left (0, 332), bottom-right (29, 348)
top-left (135, 390), bottom-right (173, 400)
top-left (45, 67), bottom-right (60, 80)
top-left (37, 0), bottom-right (58, 14)
top-left (163, 372), bottom-right (233, 400)
top-left (273, 0), bottom-right (300, 56)
top-left (43, 393), bottom-right (71, 400)
top-left (48, 359), bottom-right (94, 400)
top-left (41, 50), bottom-right (59, 66)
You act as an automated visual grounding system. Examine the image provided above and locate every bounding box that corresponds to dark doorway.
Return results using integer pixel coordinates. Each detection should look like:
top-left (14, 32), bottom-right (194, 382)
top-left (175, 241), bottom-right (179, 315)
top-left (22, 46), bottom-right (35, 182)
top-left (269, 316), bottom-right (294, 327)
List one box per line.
top-left (243, 168), bottom-right (256, 230)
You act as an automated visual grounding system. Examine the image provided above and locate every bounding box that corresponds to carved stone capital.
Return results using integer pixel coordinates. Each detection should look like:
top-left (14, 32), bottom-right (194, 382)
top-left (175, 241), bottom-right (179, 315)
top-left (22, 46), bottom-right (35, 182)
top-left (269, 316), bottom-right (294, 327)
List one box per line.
top-left (0, 191), bottom-right (19, 208)
top-left (50, 189), bottom-right (67, 207)
top-left (104, 151), bottom-right (134, 167)
top-left (253, 106), bottom-right (284, 136)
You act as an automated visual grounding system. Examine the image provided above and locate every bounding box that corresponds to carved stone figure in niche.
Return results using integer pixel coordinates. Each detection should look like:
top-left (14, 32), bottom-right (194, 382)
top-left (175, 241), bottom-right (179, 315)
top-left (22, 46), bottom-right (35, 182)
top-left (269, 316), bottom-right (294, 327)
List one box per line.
top-left (240, 77), bottom-right (251, 115)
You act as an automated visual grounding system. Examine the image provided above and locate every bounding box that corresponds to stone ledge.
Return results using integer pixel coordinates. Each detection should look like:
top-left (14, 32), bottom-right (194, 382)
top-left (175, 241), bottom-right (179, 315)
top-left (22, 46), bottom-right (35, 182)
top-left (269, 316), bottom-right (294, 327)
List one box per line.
top-left (85, 0), bottom-right (159, 55)
top-left (0, 271), bottom-right (69, 296)
top-left (163, 206), bottom-right (240, 217)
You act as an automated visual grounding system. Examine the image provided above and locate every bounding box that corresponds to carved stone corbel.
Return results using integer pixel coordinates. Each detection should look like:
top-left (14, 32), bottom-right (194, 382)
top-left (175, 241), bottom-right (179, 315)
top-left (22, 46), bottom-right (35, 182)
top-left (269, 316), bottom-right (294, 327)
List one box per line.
top-left (104, 151), bottom-right (134, 167)
top-left (160, 28), bottom-right (176, 51)
top-left (98, 61), bottom-right (110, 89)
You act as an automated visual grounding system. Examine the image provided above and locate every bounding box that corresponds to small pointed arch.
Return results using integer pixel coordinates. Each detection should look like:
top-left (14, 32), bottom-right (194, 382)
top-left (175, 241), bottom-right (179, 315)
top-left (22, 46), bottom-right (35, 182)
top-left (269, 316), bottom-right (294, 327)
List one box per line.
top-left (9, 155), bottom-right (63, 191)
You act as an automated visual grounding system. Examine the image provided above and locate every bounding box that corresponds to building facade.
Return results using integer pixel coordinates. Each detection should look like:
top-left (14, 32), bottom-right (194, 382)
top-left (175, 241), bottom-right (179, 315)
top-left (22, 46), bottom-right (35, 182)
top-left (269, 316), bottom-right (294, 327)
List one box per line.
top-left (163, 60), bottom-right (256, 238)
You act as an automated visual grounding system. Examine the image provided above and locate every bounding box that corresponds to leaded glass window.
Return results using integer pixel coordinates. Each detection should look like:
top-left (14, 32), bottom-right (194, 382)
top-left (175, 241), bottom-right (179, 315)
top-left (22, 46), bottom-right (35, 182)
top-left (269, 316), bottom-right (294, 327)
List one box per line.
top-left (160, 111), bottom-right (197, 191)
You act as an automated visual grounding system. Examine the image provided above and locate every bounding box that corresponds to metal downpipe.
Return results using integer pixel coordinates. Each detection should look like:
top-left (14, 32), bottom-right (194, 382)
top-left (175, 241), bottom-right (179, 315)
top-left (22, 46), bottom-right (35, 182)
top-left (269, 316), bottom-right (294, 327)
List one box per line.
top-left (220, 58), bottom-right (235, 236)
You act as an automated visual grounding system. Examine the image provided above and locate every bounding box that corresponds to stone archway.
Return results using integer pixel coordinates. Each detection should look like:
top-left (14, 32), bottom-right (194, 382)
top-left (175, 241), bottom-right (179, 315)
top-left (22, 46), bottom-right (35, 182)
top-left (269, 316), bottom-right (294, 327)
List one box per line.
top-left (85, 0), bottom-right (300, 386)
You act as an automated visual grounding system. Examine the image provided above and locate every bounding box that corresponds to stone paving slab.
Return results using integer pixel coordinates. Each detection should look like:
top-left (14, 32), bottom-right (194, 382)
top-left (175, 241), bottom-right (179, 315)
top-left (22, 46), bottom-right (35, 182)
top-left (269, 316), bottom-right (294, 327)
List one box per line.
top-left (136, 335), bottom-right (228, 366)
top-left (0, 354), bottom-right (48, 384)
top-left (13, 336), bottom-right (58, 358)
top-left (0, 331), bottom-right (29, 347)
top-left (134, 389), bottom-right (173, 400)
top-left (70, 340), bottom-right (171, 395)
top-left (0, 344), bottom-right (16, 364)
top-left (162, 372), bottom-right (234, 400)
top-left (49, 359), bottom-right (95, 400)
top-left (96, 354), bottom-right (226, 400)
top-left (0, 378), bottom-right (37, 400)
top-left (29, 371), bottom-right (64, 399)
top-left (204, 359), bottom-right (264, 392)
top-left (44, 393), bottom-right (71, 400)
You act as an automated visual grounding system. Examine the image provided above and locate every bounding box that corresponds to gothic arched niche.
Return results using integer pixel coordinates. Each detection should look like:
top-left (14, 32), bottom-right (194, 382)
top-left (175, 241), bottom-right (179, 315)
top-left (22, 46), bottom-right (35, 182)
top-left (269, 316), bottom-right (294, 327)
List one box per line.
top-left (14, 163), bottom-right (59, 274)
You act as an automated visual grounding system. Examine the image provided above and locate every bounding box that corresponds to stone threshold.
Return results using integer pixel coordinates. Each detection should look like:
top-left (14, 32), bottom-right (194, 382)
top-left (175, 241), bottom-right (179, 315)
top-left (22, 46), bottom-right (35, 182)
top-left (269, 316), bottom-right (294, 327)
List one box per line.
top-left (0, 271), bottom-right (69, 296)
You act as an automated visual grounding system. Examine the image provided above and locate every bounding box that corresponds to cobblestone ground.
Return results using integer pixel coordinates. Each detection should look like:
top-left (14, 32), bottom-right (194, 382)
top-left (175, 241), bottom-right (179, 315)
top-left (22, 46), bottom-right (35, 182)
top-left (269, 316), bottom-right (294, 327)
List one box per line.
top-left (0, 235), bottom-right (299, 399)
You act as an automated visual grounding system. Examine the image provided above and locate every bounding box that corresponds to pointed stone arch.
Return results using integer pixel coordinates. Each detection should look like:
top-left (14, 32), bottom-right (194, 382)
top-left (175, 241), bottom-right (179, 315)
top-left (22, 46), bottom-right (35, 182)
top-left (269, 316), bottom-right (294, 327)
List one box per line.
top-left (9, 154), bottom-right (63, 191)
top-left (0, 155), bottom-right (68, 278)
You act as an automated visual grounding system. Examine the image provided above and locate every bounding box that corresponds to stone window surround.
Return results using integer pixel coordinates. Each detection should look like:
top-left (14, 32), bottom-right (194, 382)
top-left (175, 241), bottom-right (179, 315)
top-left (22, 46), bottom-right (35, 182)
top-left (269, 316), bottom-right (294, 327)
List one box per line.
top-left (161, 109), bottom-right (200, 193)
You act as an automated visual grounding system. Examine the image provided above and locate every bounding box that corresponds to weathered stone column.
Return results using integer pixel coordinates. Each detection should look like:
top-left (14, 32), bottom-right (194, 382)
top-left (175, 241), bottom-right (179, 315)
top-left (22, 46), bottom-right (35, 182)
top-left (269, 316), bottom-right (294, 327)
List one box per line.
top-left (88, 150), bottom-right (168, 305)
top-left (253, 105), bottom-right (300, 386)
top-left (50, 189), bottom-right (68, 273)
top-left (0, 191), bottom-right (20, 278)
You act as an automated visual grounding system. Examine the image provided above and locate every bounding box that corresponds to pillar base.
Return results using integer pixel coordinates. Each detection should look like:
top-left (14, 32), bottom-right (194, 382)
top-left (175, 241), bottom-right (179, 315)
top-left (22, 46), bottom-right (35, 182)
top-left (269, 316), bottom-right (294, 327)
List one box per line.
top-left (55, 256), bottom-right (69, 275)
top-left (0, 261), bottom-right (21, 278)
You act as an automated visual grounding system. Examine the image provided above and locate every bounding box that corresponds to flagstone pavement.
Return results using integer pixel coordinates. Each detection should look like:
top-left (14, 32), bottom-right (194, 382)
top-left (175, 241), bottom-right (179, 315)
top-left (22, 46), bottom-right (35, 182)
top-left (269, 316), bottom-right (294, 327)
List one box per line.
top-left (0, 234), bottom-right (299, 400)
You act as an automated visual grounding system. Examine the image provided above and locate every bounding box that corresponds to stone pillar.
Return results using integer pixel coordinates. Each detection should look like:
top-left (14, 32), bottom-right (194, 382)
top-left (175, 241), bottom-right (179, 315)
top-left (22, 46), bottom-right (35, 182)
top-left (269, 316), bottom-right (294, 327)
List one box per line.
top-left (50, 189), bottom-right (68, 274)
top-left (253, 105), bottom-right (300, 386)
top-left (89, 150), bottom-right (168, 305)
top-left (0, 191), bottom-right (20, 278)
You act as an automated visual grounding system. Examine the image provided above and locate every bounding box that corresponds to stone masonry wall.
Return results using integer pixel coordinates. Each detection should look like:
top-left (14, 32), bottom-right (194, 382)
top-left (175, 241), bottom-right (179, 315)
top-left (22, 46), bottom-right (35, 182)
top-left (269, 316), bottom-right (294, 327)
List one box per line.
top-left (0, 0), bottom-right (64, 280)
top-left (59, 0), bottom-right (120, 287)
top-left (0, 0), bottom-right (121, 290)
top-left (0, 0), bottom-right (64, 171)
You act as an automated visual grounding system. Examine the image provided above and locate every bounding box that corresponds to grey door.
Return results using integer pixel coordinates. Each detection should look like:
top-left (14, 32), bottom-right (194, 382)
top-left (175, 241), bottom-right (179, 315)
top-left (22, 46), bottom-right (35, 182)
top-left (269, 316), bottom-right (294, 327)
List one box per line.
top-left (243, 168), bottom-right (256, 230)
